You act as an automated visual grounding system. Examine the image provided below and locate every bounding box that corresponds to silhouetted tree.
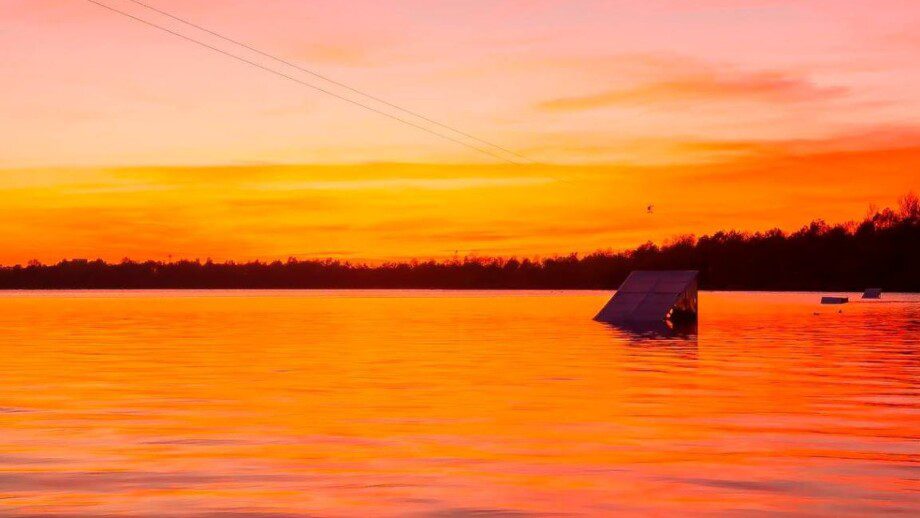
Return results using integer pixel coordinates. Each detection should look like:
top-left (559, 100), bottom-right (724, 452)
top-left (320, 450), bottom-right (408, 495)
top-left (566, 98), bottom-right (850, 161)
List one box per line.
top-left (1, 195), bottom-right (917, 291)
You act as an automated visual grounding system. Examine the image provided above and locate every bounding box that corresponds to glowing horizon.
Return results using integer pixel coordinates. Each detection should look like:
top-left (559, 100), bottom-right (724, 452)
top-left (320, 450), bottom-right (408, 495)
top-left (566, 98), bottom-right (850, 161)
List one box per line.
top-left (2, 0), bottom-right (918, 264)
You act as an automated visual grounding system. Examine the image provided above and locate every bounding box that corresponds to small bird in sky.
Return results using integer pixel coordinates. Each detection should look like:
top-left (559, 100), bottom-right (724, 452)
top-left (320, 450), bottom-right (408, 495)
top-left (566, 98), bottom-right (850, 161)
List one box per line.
top-left (647, 204), bottom-right (655, 214)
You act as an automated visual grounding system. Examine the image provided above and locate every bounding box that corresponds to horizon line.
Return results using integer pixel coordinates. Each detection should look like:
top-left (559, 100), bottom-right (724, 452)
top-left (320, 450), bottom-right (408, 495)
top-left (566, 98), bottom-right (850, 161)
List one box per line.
top-left (5, 198), bottom-right (914, 269)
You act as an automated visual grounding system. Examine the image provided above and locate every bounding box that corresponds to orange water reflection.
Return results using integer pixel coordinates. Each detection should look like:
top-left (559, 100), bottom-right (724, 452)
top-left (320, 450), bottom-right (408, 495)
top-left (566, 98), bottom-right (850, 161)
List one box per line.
top-left (0, 291), bottom-right (917, 516)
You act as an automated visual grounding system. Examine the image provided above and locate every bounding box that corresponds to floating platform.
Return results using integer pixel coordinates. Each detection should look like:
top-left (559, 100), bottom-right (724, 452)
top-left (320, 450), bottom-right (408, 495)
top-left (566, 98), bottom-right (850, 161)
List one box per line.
top-left (821, 296), bottom-right (849, 304)
top-left (594, 270), bottom-right (698, 324)
top-left (862, 288), bottom-right (882, 299)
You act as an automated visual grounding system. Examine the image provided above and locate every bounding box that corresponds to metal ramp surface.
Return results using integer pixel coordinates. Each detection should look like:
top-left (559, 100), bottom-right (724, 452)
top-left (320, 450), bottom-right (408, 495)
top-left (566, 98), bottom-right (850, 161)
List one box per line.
top-left (594, 270), bottom-right (698, 323)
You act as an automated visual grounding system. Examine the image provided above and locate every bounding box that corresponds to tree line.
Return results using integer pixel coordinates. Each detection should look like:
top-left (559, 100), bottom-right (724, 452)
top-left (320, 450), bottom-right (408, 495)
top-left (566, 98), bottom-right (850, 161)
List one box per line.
top-left (2, 194), bottom-right (918, 291)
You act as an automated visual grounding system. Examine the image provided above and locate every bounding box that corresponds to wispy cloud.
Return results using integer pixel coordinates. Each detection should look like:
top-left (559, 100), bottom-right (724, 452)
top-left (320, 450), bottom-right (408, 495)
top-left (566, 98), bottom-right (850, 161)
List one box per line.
top-left (250, 177), bottom-right (555, 191)
top-left (539, 70), bottom-right (848, 111)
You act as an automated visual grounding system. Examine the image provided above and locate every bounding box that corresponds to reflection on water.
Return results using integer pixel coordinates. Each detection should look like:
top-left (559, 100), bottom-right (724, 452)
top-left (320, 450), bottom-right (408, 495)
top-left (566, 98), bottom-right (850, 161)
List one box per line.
top-left (0, 290), bottom-right (916, 516)
top-left (601, 319), bottom-right (699, 341)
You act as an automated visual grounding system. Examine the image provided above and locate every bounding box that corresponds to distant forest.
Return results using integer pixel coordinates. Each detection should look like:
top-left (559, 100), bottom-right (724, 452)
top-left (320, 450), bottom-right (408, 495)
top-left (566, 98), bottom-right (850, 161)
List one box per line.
top-left (2, 194), bottom-right (918, 291)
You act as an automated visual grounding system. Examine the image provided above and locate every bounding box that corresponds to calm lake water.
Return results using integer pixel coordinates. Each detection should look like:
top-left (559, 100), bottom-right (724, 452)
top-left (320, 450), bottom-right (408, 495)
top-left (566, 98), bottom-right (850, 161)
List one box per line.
top-left (0, 290), bottom-right (917, 516)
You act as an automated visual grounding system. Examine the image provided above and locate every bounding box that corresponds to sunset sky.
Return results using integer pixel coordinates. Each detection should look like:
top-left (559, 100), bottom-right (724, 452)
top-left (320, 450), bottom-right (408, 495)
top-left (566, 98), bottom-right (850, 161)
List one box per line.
top-left (2, 0), bottom-right (918, 263)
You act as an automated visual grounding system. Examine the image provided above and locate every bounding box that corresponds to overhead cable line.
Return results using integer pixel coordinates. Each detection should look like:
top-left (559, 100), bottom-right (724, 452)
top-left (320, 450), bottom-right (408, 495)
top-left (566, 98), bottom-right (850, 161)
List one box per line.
top-left (124, 0), bottom-right (534, 164)
top-left (83, 0), bottom-right (524, 164)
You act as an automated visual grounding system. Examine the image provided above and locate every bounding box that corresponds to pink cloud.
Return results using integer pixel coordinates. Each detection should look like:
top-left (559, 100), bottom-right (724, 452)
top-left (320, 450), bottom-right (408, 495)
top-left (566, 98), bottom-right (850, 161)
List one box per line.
top-left (539, 70), bottom-right (848, 111)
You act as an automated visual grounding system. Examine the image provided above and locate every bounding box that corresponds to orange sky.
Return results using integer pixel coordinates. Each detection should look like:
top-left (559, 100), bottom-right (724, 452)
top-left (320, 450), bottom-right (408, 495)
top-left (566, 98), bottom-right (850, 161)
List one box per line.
top-left (1, 0), bottom-right (918, 264)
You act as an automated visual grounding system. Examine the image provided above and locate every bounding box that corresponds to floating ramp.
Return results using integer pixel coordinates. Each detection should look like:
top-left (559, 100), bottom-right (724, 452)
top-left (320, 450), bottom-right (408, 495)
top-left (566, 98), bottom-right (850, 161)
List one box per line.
top-left (862, 288), bottom-right (882, 299)
top-left (594, 270), bottom-right (698, 324)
